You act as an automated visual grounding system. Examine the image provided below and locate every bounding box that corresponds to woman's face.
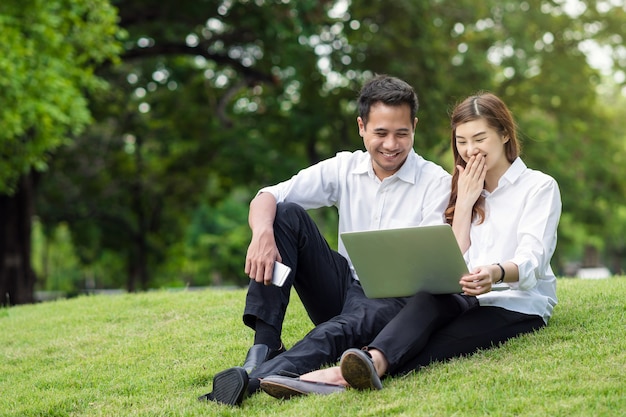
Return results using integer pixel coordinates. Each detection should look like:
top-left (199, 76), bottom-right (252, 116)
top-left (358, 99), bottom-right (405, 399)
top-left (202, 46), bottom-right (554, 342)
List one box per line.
top-left (454, 118), bottom-right (509, 172)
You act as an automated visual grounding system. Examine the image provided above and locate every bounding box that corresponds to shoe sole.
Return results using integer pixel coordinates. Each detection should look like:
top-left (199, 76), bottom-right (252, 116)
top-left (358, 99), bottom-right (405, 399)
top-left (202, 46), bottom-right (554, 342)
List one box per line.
top-left (260, 380), bottom-right (306, 399)
top-left (261, 377), bottom-right (346, 399)
top-left (212, 367), bottom-right (248, 406)
top-left (340, 351), bottom-right (382, 390)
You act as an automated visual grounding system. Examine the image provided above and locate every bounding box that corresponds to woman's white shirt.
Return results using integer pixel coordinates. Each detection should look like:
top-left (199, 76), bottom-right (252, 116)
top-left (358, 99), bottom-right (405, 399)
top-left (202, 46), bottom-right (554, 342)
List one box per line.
top-left (467, 157), bottom-right (562, 323)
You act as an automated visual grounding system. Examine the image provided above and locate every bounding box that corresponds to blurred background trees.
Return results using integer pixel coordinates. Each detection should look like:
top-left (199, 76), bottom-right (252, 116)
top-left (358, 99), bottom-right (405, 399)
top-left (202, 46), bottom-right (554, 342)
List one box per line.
top-left (2, 0), bottom-right (625, 303)
top-left (0, 0), bottom-right (121, 304)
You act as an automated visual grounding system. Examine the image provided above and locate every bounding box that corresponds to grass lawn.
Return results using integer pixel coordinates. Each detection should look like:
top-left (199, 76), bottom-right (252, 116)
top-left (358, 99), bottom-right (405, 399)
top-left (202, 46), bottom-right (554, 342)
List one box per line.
top-left (1, 277), bottom-right (624, 417)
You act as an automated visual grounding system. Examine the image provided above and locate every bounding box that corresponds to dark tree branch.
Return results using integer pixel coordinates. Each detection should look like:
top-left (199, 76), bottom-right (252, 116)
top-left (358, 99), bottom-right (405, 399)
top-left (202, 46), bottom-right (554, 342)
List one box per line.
top-left (122, 42), bottom-right (279, 86)
top-left (216, 80), bottom-right (246, 128)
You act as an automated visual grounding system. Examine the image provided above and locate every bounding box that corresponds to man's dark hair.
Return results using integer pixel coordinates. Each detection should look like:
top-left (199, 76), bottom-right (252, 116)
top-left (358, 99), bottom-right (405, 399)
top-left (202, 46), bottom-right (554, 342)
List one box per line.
top-left (357, 74), bottom-right (419, 126)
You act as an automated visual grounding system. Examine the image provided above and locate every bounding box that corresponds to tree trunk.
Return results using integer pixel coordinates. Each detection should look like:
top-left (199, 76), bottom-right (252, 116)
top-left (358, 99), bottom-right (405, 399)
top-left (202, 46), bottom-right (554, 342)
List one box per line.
top-left (0, 173), bottom-right (37, 305)
top-left (126, 133), bottom-right (149, 292)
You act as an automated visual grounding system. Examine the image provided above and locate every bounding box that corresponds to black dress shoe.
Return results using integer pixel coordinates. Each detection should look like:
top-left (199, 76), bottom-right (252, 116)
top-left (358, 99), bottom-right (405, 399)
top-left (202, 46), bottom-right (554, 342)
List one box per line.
top-left (340, 348), bottom-right (383, 390)
top-left (260, 375), bottom-right (346, 399)
top-left (242, 343), bottom-right (286, 373)
top-left (198, 367), bottom-right (249, 406)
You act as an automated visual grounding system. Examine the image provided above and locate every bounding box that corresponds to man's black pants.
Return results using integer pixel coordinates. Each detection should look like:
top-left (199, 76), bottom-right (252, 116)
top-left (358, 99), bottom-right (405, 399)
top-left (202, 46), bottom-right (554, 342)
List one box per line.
top-left (243, 202), bottom-right (352, 334)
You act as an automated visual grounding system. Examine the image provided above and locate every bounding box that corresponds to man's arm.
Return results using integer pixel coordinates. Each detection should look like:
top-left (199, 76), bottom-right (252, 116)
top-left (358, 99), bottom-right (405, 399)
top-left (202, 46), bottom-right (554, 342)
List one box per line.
top-left (245, 192), bottom-right (281, 285)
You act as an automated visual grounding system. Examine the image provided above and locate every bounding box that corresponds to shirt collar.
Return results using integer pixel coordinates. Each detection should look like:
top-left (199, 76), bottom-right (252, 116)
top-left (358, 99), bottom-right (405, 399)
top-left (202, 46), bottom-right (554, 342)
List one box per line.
top-left (352, 150), bottom-right (419, 184)
top-left (500, 157), bottom-right (526, 186)
top-left (481, 157), bottom-right (526, 197)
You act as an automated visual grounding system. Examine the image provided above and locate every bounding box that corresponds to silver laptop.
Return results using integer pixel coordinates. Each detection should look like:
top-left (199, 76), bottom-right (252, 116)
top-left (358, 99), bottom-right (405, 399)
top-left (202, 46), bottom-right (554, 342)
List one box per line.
top-left (341, 224), bottom-right (468, 298)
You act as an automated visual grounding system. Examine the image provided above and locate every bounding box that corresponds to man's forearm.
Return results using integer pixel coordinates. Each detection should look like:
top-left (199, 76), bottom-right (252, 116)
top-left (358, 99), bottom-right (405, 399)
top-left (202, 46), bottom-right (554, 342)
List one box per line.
top-left (249, 192), bottom-right (278, 233)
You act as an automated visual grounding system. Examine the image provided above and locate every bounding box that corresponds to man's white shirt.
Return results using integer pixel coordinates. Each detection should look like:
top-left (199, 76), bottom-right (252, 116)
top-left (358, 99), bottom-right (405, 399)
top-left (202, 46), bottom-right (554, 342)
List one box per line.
top-left (258, 149), bottom-right (452, 278)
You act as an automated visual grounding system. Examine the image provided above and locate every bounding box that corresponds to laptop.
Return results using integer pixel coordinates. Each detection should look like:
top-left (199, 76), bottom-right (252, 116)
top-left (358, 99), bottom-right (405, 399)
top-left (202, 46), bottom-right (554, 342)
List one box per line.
top-left (341, 224), bottom-right (468, 298)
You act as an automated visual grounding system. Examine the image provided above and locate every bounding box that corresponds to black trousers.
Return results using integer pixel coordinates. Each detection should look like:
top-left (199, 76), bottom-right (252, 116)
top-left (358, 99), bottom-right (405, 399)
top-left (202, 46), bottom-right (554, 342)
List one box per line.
top-left (244, 204), bottom-right (409, 383)
top-left (243, 203), bottom-right (544, 384)
top-left (249, 280), bottom-right (409, 382)
top-left (369, 293), bottom-right (545, 376)
top-left (243, 202), bottom-right (353, 334)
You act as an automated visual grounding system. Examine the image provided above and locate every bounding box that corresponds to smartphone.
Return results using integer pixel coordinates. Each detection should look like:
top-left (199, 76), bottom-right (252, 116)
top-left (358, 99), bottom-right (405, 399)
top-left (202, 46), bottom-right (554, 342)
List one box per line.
top-left (272, 261), bottom-right (291, 287)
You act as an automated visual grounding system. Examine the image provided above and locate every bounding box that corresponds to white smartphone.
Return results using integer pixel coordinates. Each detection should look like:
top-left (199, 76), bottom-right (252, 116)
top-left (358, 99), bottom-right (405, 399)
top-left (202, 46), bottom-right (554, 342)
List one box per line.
top-left (271, 261), bottom-right (291, 287)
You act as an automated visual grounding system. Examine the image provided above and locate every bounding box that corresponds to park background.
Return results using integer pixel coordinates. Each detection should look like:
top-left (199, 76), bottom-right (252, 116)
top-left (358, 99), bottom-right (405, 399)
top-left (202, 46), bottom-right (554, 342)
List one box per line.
top-left (1, 0), bottom-right (626, 305)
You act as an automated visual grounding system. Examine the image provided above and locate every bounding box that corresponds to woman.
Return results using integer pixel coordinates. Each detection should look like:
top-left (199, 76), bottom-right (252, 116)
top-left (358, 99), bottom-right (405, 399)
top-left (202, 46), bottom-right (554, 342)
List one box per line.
top-left (259, 91), bottom-right (562, 397)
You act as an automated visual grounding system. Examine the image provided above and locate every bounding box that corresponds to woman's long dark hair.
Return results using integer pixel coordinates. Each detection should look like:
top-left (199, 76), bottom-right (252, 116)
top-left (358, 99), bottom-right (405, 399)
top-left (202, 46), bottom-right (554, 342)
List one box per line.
top-left (444, 92), bottom-right (520, 225)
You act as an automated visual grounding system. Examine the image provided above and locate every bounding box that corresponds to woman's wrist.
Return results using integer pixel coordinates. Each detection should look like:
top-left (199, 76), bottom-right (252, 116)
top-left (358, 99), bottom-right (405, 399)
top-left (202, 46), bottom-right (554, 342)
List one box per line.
top-left (492, 263), bottom-right (505, 284)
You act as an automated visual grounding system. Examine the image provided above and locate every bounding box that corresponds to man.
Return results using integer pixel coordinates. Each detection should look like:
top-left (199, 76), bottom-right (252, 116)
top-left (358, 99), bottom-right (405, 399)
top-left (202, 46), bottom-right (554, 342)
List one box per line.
top-left (200, 74), bottom-right (451, 406)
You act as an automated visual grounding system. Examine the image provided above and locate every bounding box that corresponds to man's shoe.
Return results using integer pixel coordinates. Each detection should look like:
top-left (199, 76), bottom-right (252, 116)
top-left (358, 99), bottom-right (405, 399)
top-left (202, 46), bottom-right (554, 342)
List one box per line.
top-left (340, 348), bottom-right (383, 390)
top-left (197, 367), bottom-right (248, 406)
top-left (260, 375), bottom-right (346, 399)
top-left (242, 343), bottom-right (286, 373)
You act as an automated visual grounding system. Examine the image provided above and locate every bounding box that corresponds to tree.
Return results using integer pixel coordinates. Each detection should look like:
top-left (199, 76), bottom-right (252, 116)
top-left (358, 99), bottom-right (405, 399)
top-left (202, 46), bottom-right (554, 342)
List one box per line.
top-left (340, 0), bottom-right (626, 272)
top-left (36, 0), bottom-right (343, 290)
top-left (0, 0), bottom-right (121, 304)
top-left (35, 0), bottom-right (626, 294)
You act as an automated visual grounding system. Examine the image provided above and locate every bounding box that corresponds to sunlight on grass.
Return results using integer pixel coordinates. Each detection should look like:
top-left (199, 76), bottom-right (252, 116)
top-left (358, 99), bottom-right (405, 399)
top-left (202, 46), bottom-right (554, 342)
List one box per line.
top-left (1, 278), bottom-right (624, 416)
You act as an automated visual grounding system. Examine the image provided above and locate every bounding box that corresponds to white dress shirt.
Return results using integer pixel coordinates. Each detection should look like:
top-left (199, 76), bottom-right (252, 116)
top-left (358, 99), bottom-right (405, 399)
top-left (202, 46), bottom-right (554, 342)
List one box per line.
top-left (470, 158), bottom-right (562, 323)
top-left (258, 149), bottom-right (452, 278)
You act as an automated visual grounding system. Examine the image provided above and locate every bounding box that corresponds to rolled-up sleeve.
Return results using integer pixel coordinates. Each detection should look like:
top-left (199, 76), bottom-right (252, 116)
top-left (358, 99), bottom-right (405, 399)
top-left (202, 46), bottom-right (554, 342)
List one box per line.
top-left (511, 178), bottom-right (562, 290)
top-left (257, 157), bottom-right (341, 209)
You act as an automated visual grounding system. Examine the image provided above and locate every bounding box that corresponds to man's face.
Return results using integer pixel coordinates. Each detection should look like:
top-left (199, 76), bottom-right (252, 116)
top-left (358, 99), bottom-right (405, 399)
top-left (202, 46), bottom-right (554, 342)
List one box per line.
top-left (358, 102), bottom-right (416, 180)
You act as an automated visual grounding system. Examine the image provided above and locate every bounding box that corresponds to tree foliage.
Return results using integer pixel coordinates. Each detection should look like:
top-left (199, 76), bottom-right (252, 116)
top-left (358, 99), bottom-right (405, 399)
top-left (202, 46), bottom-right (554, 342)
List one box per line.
top-left (0, 0), bottom-right (122, 304)
top-left (0, 0), bottom-right (122, 193)
top-left (33, 0), bottom-right (626, 294)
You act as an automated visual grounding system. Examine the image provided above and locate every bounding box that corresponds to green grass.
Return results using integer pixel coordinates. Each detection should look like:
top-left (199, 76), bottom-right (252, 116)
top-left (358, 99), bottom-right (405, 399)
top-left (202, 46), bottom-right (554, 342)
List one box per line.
top-left (1, 278), bottom-right (625, 417)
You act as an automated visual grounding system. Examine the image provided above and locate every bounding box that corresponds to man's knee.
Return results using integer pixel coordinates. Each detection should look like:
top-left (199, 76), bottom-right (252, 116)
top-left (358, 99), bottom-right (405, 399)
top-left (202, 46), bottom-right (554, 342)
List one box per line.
top-left (275, 202), bottom-right (306, 220)
top-left (274, 202), bottom-right (312, 233)
top-left (307, 315), bottom-right (362, 343)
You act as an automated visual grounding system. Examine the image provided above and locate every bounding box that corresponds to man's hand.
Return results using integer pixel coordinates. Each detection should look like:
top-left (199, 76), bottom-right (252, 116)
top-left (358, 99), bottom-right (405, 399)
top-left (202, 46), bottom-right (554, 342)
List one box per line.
top-left (245, 227), bottom-right (281, 285)
top-left (246, 192), bottom-right (280, 285)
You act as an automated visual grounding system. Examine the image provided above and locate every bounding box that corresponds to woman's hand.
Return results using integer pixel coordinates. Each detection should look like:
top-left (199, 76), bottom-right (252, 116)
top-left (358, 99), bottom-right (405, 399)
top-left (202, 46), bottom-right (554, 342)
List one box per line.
top-left (459, 264), bottom-right (497, 295)
top-left (456, 153), bottom-right (486, 208)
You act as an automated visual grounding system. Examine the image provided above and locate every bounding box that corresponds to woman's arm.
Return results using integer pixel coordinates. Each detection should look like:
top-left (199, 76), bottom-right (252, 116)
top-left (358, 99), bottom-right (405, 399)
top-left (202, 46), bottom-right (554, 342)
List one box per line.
top-left (512, 178), bottom-right (562, 290)
top-left (459, 261), bottom-right (520, 295)
top-left (452, 154), bottom-right (486, 252)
